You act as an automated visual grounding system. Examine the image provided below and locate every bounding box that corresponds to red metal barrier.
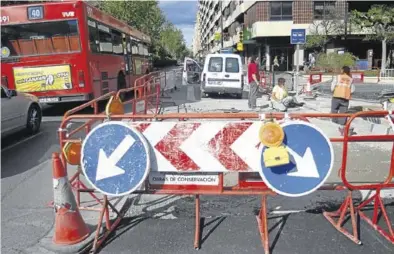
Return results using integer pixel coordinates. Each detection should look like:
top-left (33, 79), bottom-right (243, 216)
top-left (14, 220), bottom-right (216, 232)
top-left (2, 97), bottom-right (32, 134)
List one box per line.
top-left (260, 77), bottom-right (267, 87)
top-left (309, 73), bottom-right (322, 84)
top-left (50, 71), bottom-right (164, 211)
top-left (323, 111), bottom-right (394, 244)
top-left (259, 71), bottom-right (273, 87)
top-left (54, 109), bottom-right (394, 253)
top-left (351, 72), bottom-right (364, 83)
top-left (116, 71), bottom-right (161, 116)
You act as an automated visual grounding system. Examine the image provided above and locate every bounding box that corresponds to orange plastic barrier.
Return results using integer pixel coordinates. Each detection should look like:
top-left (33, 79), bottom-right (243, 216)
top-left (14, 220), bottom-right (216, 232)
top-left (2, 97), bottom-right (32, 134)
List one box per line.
top-left (52, 108), bottom-right (394, 253)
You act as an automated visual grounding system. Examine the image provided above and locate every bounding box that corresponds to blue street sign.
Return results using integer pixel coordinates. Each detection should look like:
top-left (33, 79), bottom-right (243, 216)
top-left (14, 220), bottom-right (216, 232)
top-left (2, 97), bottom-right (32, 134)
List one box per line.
top-left (291, 29), bottom-right (306, 44)
top-left (259, 121), bottom-right (334, 197)
top-left (81, 121), bottom-right (150, 196)
top-left (220, 48), bottom-right (234, 54)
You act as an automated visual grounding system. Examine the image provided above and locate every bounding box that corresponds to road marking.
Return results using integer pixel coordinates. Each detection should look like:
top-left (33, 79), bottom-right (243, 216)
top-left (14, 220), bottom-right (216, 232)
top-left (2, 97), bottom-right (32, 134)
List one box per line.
top-left (270, 210), bottom-right (304, 214)
top-left (42, 116), bottom-right (63, 122)
top-left (1, 132), bottom-right (44, 153)
top-left (42, 117), bottom-right (89, 123)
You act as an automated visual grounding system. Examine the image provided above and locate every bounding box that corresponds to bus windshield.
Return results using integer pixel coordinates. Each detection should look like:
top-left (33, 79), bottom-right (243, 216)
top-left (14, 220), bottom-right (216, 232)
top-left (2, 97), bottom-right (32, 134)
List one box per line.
top-left (1, 20), bottom-right (81, 58)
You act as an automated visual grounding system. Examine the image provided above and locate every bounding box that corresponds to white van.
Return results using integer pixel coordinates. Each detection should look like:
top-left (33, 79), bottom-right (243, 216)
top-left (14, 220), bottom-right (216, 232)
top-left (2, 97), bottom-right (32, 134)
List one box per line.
top-left (201, 53), bottom-right (244, 98)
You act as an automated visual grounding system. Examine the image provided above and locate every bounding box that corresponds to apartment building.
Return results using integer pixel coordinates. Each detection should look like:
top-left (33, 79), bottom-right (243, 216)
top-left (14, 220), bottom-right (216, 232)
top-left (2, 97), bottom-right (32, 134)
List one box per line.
top-left (197, 0), bottom-right (385, 71)
top-left (192, 9), bottom-right (202, 57)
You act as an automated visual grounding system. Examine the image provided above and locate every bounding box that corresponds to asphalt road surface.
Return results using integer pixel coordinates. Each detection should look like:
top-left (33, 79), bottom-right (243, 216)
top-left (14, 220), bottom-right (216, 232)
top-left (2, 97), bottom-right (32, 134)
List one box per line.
top-left (1, 87), bottom-right (394, 254)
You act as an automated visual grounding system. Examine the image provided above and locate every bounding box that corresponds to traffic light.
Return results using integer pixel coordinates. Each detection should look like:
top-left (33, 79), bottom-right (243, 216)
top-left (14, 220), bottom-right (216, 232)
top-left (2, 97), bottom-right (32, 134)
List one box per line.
top-left (239, 30), bottom-right (243, 43)
top-left (237, 42), bottom-right (243, 51)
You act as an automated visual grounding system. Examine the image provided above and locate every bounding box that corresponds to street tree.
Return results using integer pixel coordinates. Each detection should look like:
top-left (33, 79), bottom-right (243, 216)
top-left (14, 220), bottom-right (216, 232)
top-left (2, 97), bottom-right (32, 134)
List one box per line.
top-left (98, 0), bottom-right (187, 61)
top-left (98, 0), bottom-right (166, 57)
top-left (306, 12), bottom-right (345, 52)
top-left (160, 23), bottom-right (188, 59)
top-left (351, 5), bottom-right (394, 73)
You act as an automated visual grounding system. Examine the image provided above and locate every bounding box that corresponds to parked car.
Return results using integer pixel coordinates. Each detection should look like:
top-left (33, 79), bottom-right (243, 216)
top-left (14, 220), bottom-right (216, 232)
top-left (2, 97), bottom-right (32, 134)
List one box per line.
top-left (1, 85), bottom-right (42, 138)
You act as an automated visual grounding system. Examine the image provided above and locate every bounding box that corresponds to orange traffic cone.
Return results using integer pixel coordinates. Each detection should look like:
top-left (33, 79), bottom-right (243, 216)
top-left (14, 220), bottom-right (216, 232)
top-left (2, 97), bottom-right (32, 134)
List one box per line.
top-left (52, 152), bottom-right (90, 245)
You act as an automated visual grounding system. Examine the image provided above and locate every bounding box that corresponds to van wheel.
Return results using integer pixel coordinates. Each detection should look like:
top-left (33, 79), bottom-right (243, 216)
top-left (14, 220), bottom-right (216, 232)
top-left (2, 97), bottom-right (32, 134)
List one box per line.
top-left (117, 73), bottom-right (126, 101)
top-left (26, 104), bottom-right (42, 135)
top-left (236, 93), bottom-right (243, 99)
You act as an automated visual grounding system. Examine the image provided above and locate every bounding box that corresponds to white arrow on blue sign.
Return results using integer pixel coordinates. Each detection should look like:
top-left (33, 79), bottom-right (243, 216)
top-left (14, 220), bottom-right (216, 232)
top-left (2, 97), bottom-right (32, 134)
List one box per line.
top-left (259, 121), bottom-right (334, 197)
top-left (81, 121), bottom-right (150, 196)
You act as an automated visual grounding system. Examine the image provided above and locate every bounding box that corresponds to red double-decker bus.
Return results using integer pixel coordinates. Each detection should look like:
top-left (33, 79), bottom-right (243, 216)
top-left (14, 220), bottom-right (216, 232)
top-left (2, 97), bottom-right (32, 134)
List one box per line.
top-left (1, 0), bottom-right (152, 104)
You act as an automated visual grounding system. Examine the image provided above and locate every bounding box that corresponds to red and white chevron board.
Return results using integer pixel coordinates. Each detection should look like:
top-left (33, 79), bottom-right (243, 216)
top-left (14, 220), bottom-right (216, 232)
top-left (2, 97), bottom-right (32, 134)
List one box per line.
top-left (128, 121), bottom-right (263, 172)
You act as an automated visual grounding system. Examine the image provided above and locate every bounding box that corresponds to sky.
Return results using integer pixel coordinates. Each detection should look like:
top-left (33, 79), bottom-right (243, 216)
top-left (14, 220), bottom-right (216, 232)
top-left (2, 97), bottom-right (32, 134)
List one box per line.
top-left (158, 0), bottom-right (198, 47)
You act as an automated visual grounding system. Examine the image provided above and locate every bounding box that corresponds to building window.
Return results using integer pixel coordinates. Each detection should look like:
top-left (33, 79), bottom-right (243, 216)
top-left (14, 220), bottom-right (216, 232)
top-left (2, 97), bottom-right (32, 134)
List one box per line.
top-left (270, 1), bottom-right (293, 21)
top-left (314, 1), bottom-right (336, 19)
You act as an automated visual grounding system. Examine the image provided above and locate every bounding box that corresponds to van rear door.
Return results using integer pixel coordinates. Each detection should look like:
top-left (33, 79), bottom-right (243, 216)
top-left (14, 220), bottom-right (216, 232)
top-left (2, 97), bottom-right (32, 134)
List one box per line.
top-left (222, 56), bottom-right (242, 88)
top-left (205, 56), bottom-right (224, 86)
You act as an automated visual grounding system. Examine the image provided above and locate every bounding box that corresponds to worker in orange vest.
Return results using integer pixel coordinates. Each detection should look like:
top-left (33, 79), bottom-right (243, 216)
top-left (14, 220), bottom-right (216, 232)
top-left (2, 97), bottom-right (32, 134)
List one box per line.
top-left (330, 66), bottom-right (355, 136)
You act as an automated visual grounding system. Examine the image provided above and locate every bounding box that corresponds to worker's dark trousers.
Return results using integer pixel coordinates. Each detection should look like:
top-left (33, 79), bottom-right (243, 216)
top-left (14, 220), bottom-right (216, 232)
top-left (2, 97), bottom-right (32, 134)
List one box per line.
top-left (248, 81), bottom-right (259, 108)
top-left (331, 97), bottom-right (349, 126)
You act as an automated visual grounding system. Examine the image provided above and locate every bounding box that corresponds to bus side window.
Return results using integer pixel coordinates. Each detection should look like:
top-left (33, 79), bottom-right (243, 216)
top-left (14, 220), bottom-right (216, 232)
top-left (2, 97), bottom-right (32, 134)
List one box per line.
top-left (88, 19), bottom-right (99, 53)
top-left (138, 43), bottom-right (144, 57)
top-left (111, 29), bottom-right (123, 56)
top-left (98, 28), bottom-right (112, 53)
top-left (126, 39), bottom-right (133, 74)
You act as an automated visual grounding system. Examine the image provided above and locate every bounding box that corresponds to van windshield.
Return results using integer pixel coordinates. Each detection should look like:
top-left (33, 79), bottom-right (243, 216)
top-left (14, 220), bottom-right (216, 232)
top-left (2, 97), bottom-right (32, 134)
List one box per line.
top-left (208, 57), bottom-right (223, 72)
top-left (1, 20), bottom-right (81, 58)
top-left (225, 57), bottom-right (239, 73)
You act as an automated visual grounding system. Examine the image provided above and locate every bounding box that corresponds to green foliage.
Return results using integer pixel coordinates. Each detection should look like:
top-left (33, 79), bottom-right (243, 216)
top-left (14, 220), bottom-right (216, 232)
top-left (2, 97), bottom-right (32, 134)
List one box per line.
top-left (305, 35), bottom-right (328, 51)
top-left (305, 12), bottom-right (345, 52)
top-left (99, 1), bottom-right (164, 38)
top-left (160, 23), bottom-right (187, 59)
top-left (316, 52), bottom-right (357, 72)
top-left (98, 0), bottom-right (188, 60)
top-left (351, 5), bottom-right (394, 42)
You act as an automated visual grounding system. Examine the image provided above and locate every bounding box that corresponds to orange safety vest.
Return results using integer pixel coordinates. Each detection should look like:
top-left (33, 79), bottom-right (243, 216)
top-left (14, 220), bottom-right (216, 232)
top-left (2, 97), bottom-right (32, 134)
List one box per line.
top-left (333, 74), bottom-right (352, 100)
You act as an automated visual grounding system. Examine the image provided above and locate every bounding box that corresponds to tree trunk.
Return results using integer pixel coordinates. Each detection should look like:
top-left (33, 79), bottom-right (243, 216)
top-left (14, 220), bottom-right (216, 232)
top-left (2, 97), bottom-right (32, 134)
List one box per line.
top-left (381, 38), bottom-right (387, 74)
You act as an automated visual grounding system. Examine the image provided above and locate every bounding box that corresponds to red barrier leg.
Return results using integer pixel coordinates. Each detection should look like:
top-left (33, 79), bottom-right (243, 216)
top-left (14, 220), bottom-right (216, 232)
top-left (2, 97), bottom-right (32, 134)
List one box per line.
top-left (357, 189), bottom-right (394, 244)
top-left (256, 195), bottom-right (270, 254)
top-left (76, 181), bottom-right (103, 208)
top-left (90, 195), bottom-right (126, 253)
top-left (323, 191), bottom-right (361, 244)
top-left (194, 195), bottom-right (201, 249)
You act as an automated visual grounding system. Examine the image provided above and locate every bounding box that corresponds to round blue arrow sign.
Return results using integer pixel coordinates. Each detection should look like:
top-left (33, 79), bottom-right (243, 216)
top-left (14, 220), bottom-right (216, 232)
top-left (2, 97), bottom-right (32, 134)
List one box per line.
top-left (259, 121), bottom-right (334, 197)
top-left (81, 121), bottom-right (150, 196)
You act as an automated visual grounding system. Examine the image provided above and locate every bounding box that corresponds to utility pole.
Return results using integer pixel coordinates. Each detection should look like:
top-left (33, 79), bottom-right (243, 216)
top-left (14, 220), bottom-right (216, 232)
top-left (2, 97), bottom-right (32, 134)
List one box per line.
top-left (220, 1), bottom-right (224, 49)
